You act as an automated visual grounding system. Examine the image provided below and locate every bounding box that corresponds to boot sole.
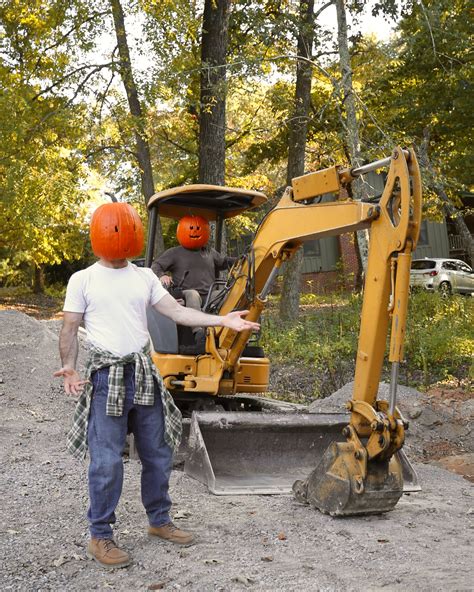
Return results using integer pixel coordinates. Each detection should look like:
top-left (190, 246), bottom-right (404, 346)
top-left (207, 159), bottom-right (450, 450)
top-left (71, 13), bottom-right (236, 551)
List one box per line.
top-left (147, 533), bottom-right (195, 546)
top-left (86, 550), bottom-right (131, 569)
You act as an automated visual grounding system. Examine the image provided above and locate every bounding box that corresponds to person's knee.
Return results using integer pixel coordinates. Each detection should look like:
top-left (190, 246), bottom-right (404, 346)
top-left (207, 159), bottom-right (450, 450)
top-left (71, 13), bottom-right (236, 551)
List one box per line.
top-left (89, 444), bottom-right (123, 468)
top-left (182, 289), bottom-right (202, 310)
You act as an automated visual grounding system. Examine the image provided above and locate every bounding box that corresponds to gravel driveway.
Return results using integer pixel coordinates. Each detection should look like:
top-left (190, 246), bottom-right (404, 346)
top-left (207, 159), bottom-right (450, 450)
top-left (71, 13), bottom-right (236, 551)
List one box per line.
top-left (1, 310), bottom-right (472, 591)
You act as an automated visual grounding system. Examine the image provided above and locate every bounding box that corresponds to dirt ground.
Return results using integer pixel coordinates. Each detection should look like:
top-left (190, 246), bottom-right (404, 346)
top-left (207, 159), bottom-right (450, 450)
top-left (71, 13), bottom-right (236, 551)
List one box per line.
top-left (0, 309), bottom-right (473, 592)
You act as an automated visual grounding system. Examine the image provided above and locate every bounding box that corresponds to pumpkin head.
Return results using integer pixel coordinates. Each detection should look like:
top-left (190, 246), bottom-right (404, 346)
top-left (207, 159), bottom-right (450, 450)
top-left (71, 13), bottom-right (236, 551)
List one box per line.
top-left (90, 202), bottom-right (144, 260)
top-left (176, 215), bottom-right (210, 249)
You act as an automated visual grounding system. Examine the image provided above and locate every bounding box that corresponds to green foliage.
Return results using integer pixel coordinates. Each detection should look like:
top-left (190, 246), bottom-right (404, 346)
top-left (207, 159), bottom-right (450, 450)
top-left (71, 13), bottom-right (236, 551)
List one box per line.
top-left (299, 291), bottom-right (351, 307)
top-left (0, 75), bottom-right (90, 283)
top-left (261, 292), bottom-right (473, 396)
top-left (44, 282), bottom-right (67, 299)
top-left (357, 0), bottom-right (473, 202)
top-left (260, 294), bottom-right (362, 398)
top-left (404, 291), bottom-right (474, 388)
top-left (1, 0), bottom-right (471, 290)
top-left (0, 0), bottom-right (95, 287)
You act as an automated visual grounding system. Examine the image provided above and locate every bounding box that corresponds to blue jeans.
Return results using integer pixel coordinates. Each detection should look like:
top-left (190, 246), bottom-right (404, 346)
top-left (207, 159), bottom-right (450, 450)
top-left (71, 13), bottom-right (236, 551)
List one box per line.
top-left (87, 364), bottom-right (173, 539)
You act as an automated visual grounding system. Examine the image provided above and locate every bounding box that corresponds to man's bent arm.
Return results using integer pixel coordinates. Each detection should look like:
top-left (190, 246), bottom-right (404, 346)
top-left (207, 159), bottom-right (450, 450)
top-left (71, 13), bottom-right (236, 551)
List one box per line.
top-left (151, 250), bottom-right (173, 278)
top-left (153, 294), bottom-right (260, 332)
top-left (59, 312), bottom-right (84, 370)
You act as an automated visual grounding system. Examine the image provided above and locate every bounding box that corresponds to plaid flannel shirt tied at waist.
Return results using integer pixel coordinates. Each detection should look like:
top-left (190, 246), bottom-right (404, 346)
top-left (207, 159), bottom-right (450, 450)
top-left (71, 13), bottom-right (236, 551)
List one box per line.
top-left (66, 344), bottom-right (182, 459)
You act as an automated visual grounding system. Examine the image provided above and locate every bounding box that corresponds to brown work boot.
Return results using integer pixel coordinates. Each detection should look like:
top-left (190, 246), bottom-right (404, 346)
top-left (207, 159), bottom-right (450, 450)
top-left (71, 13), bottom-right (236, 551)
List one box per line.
top-left (86, 538), bottom-right (131, 569)
top-left (148, 522), bottom-right (195, 545)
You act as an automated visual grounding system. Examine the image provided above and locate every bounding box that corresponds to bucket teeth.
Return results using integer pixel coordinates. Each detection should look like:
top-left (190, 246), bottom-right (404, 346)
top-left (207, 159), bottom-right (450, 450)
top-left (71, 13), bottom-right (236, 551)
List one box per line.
top-left (292, 479), bottom-right (309, 505)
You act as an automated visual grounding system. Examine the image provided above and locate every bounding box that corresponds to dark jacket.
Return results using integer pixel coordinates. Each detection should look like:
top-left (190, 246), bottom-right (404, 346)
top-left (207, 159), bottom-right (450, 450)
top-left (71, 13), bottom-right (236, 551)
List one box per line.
top-left (152, 246), bottom-right (236, 300)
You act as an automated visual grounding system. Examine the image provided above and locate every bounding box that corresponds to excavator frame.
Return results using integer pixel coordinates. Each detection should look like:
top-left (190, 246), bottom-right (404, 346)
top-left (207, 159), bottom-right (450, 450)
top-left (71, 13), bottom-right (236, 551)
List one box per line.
top-left (145, 147), bottom-right (422, 515)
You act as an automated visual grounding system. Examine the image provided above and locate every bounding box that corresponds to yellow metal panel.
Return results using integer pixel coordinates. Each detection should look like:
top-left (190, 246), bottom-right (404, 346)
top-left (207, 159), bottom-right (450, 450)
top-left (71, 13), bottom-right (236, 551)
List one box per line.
top-left (292, 166), bottom-right (341, 201)
top-left (152, 352), bottom-right (197, 377)
top-left (235, 358), bottom-right (270, 393)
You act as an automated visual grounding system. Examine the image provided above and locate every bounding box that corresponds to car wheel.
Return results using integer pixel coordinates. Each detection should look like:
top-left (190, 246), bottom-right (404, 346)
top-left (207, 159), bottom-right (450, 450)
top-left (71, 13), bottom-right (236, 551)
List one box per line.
top-left (439, 281), bottom-right (452, 297)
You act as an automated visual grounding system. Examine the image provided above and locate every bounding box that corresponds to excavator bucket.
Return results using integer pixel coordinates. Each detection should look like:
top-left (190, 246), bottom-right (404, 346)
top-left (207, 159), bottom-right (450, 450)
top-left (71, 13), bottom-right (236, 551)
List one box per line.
top-left (293, 442), bottom-right (404, 516)
top-left (184, 411), bottom-right (420, 497)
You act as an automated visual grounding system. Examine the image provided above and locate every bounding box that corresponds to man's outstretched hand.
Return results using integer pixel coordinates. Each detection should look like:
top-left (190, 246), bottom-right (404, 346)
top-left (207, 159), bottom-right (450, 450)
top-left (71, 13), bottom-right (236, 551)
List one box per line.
top-left (53, 367), bottom-right (89, 396)
top-left (221, 310), bottom-right (260, 332)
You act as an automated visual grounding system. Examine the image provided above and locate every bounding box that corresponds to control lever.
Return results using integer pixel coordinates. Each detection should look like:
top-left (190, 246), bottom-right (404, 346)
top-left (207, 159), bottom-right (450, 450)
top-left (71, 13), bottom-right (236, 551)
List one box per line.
top-left (169, 270), bottom-right (189, 301)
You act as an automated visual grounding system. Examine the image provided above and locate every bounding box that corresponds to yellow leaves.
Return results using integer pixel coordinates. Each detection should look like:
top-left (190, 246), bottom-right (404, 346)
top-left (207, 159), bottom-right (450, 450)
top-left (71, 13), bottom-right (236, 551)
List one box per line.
top-left (227, 172), bottom-right (274, 195)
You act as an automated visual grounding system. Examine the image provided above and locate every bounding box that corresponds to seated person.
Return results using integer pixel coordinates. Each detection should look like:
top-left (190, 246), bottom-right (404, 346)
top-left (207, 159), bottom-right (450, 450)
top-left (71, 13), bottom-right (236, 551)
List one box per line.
top-left (152, 215), bottom-right (236, 342)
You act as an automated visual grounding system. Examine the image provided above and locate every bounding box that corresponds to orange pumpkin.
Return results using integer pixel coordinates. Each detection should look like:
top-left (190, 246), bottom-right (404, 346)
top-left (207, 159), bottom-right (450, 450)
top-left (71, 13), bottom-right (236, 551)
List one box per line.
top-left (176, 215), bottom-right (210, 249)
top-left (90, 202), bottom-right (144, 260)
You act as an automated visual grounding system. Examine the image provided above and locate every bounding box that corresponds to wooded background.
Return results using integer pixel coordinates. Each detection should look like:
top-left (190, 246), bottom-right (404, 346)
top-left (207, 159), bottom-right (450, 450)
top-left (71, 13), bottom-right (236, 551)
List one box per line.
top-left (1, 0), bottom-right (472, 318)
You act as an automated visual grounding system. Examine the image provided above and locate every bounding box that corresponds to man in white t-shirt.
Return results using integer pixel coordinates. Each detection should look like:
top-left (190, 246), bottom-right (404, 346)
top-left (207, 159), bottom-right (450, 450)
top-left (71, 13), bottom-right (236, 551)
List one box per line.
top-left (54, 204), bottom-right (259, 569)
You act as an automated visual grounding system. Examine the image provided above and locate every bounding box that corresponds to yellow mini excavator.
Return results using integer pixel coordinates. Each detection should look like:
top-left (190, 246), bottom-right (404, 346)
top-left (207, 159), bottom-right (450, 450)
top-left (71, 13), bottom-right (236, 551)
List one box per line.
top-left (144, 146), bottom-right (422, 516)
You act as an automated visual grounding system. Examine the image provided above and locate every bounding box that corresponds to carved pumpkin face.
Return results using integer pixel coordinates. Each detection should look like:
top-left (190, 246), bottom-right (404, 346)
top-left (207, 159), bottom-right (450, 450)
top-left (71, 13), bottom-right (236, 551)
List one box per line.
top-left (90, 202), bottom-right (144, 260)
top-left (176, 215), bottom-right (210, 249)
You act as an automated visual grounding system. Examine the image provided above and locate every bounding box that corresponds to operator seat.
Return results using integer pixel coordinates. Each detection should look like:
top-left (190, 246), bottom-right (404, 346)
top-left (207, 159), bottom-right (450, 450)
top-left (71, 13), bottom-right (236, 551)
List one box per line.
top-left (146, 307), bottom-right (179, 354)
top-left (147, 281), bottom-right (225, 355)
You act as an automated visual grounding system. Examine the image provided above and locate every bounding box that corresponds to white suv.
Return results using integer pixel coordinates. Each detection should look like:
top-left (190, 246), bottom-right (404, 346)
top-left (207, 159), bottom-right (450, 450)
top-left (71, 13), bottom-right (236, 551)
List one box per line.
top-left (410, 258), bottom-right (474, 295)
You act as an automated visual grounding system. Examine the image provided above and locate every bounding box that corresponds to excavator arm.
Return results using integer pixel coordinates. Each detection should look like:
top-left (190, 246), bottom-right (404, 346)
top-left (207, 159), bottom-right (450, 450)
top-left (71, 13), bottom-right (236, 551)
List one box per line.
top-left (156, 148), bottom-right (421, 407)
top-left (291, 147), bottom-right (422, 514)
top-left (211, 147), bottom-right (421, 400)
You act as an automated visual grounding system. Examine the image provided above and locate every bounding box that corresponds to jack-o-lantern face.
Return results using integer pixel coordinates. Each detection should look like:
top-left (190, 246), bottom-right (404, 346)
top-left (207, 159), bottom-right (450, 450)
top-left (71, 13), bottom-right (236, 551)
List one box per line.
top-left (90, 202), bottom-right (144, 260)
top-left (176, 215), bottom-right (210, 249)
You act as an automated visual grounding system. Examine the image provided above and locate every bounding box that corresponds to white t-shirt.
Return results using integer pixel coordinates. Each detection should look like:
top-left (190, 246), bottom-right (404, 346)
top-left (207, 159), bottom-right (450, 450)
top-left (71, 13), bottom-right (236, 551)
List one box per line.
top-left (63, 262), bottom-right (167, 357)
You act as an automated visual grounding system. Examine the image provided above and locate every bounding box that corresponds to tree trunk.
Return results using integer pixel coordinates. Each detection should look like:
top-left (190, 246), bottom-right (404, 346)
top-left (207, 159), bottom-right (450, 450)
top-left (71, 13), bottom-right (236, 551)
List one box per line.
top-left (418, 131), bottom-right (474, 266)
top-left (279, 0), bottom-right (315, 323)
top-left (33, 264), bottom-right (45, 294)
top-left (198, 0), bottom-right (230, 186)
top-left (110, 0), bottom-right (164, 255)
top-left (198, 0), bottom-right (231, 254)
top-left (335, 0), bottom-right (367, 287)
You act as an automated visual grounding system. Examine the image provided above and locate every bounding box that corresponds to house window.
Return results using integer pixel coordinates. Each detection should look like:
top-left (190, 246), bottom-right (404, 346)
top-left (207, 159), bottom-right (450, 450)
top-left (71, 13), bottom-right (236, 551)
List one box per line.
top-left (304, 240), bottom-right (321, 257)
top-left (418, 220), bottom-right (429, 246)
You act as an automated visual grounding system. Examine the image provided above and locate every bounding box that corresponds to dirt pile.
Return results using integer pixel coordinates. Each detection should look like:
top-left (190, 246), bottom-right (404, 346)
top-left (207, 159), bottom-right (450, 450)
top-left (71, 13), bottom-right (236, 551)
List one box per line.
top-left (0, 310), bottom-right (473, 591)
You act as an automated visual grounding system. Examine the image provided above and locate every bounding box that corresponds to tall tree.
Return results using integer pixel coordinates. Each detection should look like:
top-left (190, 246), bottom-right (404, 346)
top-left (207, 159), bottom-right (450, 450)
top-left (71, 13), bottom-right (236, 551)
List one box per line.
top-left (394, 0), bottom-right (473, 265)
top-left (198, 0), bottom-right (231, 185)
top-left (418, 130), bottom-right (474, 266)
top-left (360, 0), bottom-right (473, 264)
top-left (110, 0), bottom-right (164, 253)
top-left (279, 0), bottom-right (316, 322)
top-left (335, 0), bottom-right (367, 285)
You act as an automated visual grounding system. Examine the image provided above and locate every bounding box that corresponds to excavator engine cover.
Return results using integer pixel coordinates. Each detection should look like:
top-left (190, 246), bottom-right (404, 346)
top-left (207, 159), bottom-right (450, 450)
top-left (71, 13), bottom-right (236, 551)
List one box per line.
top-left (184, 411), bottom-right (419, 499)
top-left (293, 441), bottom-right (404, 516)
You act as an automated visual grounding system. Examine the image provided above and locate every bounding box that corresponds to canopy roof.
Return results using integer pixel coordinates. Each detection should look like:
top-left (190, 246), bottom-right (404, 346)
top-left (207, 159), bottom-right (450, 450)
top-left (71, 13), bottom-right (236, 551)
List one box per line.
top-left (147, 184), bottom-right (267, 220)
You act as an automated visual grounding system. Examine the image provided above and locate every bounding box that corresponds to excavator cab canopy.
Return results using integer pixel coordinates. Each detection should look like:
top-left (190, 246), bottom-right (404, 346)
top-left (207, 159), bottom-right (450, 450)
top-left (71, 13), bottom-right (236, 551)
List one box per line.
top-left (145, 184), bottom-right (267, 265)
top-left (144, 184), bottom-right (268, 354)
top-left (147, 184), bottom-right (267, 220)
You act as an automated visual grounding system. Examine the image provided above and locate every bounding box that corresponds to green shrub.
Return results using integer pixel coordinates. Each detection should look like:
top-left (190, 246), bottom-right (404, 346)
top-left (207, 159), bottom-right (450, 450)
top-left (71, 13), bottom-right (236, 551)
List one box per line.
top-left (404, 291), bottom-right (474, 388)
top-left (260, 291), bottom-right (473, 395)
top-left (45, 282), bottom-right (67, 299)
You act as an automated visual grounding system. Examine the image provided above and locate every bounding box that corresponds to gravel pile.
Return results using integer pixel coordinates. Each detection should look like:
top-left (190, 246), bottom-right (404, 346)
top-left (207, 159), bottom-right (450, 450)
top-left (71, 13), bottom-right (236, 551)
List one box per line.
top-left (309, 382), bottom-right (473, 465)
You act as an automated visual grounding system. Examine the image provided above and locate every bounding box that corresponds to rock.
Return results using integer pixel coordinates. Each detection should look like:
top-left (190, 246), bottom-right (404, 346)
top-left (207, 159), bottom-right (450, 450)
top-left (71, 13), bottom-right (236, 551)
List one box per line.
top-left (408, 408), bottom-right (423, 419)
